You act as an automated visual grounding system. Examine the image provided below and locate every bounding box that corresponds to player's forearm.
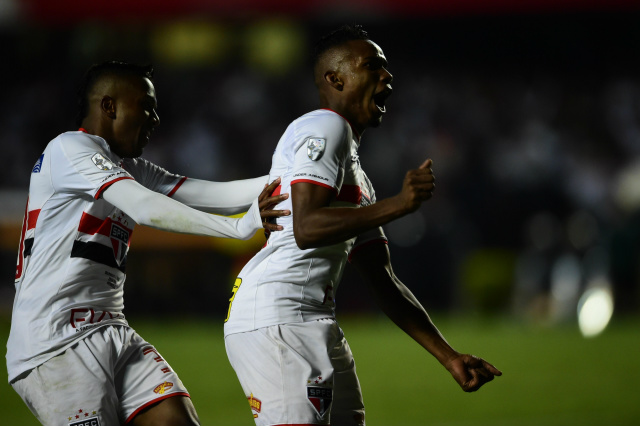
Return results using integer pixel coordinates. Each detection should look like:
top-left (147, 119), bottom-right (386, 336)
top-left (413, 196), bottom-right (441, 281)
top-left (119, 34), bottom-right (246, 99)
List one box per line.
top-left (171, 176), bottom-right (267, 215)
top-left (104, 180), bottom-right (261, 240)
top-left (294, 195), bottom-right (408, 249)
top-left (374, 275), bottom-right (460, 366)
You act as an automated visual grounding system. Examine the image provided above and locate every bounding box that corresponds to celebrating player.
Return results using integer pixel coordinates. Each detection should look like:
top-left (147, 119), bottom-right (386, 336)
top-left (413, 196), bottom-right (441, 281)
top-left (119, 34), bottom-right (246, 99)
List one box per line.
top-left (7, 61), bottom-right (289, 426)
top-left (224, 25), bottom-right (502, 426)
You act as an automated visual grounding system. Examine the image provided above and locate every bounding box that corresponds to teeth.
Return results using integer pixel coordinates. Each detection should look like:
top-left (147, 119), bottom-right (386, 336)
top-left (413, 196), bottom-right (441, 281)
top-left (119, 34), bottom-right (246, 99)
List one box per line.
top-left (374, 92), bottom-right (388, 113)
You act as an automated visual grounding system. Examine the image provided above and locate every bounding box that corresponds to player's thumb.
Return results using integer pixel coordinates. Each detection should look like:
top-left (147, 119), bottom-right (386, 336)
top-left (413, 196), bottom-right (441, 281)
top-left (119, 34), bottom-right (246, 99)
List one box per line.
top-left (419, 158), bottom-right (432, 169)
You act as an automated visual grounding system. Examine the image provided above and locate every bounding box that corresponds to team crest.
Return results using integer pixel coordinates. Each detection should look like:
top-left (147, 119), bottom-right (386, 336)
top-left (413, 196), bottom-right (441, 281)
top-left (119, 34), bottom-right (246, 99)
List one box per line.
top-left (307, 386), bottom-right (332, 417)
top-left (91, 153), bottom-right (114, 171)
top-left (110, 223), bottom-right (130, 266)
top-left (307, 138), bottom-right (326, 161)
top-left (153, 381), bottom-right (174, 394)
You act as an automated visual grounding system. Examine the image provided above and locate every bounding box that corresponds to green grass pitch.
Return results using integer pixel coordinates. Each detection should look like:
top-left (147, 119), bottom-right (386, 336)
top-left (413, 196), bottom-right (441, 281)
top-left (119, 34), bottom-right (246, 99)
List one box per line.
top-left (1, 314), bottom-right (638, 425)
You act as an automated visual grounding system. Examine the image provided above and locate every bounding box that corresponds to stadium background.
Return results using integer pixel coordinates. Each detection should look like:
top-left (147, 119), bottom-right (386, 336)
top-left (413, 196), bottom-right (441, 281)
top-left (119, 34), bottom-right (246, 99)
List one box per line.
top-left (1, 0), bottom-right (639, 424)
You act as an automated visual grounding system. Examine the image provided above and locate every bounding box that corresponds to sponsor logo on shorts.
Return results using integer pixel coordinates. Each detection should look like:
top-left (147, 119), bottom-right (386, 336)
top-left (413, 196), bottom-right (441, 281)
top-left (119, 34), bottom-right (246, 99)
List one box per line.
top-left (307, 386), bottom-right (333, 417)
top-left (154, 381), bottom-right (174, 394)
top-left (67, 409), bottom-right (100, 426)
top-left (247, 393), bottom-right (262, 418)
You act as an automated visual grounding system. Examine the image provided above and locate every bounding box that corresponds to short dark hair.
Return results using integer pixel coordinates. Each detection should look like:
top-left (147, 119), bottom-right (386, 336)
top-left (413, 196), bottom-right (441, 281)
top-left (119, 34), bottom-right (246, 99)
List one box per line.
top-left (313, 24), bottom-right (370, 68)
top-left (76, 61), bottom-right (154, 127)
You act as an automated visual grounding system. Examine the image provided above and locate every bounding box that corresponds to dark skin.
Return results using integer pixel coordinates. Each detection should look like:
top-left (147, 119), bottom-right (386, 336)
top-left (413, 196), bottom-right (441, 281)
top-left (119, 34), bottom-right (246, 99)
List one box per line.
top-left (80, 74), bottom-right (288, 424)
top-left (81, 74), bottom-right (288, 232)
top-left (294, 39), bottom-right (501, 392)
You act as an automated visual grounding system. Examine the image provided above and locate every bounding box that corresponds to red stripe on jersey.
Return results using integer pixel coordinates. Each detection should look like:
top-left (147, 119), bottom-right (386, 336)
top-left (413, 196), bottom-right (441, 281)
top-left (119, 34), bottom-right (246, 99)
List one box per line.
top-left (78, 212), bottom-right (133, 239)
top-left (291, 179), bottom-right (337, 193)
top-left (124, 393), bottom-right (190, 424)
top-left (271, 184), bottom-right (282, 197)
top-left (167, 176), bottom-right (188, 198)
top-left (336, 184), bottom-right (362, 205)
top-left (348, 238), bottom-right (389, 263)
top-left (27, 209), bottom-right (41, 230)
top-left (94, 176), bottom-right (134, 199)
top-left (15, 199), bottom-right (29, 280)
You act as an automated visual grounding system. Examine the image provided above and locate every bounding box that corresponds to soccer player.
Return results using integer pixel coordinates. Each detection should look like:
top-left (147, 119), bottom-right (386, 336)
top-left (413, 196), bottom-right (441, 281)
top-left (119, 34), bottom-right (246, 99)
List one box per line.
top-left (7, 61), bottom-right (289, 426)
top-left (224, 25), bottom-right (502, 426)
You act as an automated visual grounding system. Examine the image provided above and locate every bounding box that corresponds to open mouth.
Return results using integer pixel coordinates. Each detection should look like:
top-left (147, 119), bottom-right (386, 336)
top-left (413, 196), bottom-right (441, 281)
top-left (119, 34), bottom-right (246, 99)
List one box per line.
top-left (373, 88), bottom-right (392, 114)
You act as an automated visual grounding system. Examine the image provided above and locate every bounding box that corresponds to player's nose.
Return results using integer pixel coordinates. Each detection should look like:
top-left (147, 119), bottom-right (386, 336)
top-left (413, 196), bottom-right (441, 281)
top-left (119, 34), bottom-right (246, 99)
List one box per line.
top-left (381, 68), bottom-right (393, 84)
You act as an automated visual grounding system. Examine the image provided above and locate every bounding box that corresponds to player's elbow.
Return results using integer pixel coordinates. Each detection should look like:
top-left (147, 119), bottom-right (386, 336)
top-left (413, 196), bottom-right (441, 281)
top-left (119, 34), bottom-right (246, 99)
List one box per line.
top-left (293, 221), bottom-right (321, 250)
top-left (293, 228), bottom-right (314, 250)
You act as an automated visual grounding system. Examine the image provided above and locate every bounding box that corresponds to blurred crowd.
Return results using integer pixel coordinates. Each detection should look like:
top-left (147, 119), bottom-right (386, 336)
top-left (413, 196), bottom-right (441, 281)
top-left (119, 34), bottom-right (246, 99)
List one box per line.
top-left (1, 14), bottom-right (640, 320)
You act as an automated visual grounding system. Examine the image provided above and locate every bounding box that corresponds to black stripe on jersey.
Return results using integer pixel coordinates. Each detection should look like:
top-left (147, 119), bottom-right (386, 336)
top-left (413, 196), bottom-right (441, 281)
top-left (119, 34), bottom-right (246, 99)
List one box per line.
top-left (71, 241), bottom-right (126, 272)
top-left (24, 238), bottom-right (34, 257)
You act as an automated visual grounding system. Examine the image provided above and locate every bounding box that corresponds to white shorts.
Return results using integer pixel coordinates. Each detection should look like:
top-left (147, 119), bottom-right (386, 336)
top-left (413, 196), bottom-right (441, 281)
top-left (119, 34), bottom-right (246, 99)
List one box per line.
top-left (11, 325), bottom-right (190, 426)
top-left (225, 318), bottom-right (365, 426)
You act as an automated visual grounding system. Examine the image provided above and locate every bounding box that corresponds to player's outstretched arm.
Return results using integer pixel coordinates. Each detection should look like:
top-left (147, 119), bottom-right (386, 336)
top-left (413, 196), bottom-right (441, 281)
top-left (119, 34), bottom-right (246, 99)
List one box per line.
top-left (351, 242), bottom-right (502, 392)
top-left (292, 159), bottom-right (435, 249)
top-left (172, 175), bottom-right (269, 215)
top-left (103, 178), bottom-right (289, 239)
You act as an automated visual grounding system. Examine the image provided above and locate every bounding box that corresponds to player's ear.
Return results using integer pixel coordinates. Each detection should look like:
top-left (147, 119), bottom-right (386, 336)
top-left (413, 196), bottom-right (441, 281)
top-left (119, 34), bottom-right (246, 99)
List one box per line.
top-left (101, 96), bottom-right (116, 119)
top-left (324, 71), bottom-right (344, 92)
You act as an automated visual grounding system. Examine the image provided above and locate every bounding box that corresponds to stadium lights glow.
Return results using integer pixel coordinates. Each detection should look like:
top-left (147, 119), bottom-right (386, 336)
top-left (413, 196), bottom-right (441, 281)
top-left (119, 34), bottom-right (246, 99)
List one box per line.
top-left (577, 285), bottom-right (614, 338)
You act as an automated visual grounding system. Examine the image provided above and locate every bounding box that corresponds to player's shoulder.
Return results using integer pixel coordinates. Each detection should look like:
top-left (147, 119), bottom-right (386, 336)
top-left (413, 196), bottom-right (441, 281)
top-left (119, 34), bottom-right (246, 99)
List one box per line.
top-left (121, 157), bottom-right (145, 168)
top-left (297, 109), bottom-right (350, 130)
top-left (294, 109), bottom-right (352, 142)
top-left (54, 131), bottom-right (108, 156)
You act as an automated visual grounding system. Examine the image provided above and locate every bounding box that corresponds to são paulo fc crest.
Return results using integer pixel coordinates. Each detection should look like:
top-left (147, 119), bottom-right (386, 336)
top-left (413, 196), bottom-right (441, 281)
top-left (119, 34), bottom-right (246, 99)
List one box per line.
top-left (91, 153), bottom-right (114, 171)
top-left (307, 386), bottom-right (332, 417)
top-left (110, 223), bottom-right (130, 266)
top-left (307, 138), bottom-right (326, 161)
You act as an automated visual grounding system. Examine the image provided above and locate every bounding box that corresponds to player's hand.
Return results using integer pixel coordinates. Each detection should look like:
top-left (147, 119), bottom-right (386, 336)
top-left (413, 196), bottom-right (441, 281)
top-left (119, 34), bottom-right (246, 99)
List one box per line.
top-left (445, 354), bottom-right (502, 392)
top-left (258, 177), bottom-right (290, 232)
top-left (396, 159), bottom-right (435, 214)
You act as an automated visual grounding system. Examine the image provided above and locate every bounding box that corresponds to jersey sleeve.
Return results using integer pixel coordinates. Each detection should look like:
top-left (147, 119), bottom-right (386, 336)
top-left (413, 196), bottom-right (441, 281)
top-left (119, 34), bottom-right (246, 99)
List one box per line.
top-left (290, 113), bottom-right (351, 191)
top-left (53, 133), bottom-right (134, 200)
top-left (121, 157), bottom-right (186, 197)
top-left (348, 226), bottom-right (389, 262)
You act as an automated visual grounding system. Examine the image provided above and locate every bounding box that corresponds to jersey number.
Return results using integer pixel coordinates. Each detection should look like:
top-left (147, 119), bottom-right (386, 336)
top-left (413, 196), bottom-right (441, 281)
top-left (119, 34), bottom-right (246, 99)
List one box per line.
top-left (225, 278), bottom-right (242, 323)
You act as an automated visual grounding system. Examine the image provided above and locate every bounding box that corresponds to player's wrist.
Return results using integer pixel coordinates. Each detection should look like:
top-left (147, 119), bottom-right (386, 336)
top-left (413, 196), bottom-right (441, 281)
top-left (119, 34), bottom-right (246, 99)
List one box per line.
top-left (237, 198), bottom-right (262, 239)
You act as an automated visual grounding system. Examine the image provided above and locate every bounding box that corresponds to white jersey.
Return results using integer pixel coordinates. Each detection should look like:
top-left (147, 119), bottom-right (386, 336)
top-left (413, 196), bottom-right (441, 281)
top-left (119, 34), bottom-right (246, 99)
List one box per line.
top-left (224, 109), bottom-right (387, 336)
top-left (7, 130), bottom-right (185, 382)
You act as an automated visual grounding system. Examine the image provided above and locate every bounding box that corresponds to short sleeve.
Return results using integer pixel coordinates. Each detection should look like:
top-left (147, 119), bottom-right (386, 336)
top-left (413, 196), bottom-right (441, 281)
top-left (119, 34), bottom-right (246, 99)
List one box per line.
top-left (291, 112), bottom-right (351, 191)
top-left (348, 226), bottom-right (388, 262)
top-left (53, 133), bottom-right (133, 200)
top-left (121, 157), bottom-right (186, 197)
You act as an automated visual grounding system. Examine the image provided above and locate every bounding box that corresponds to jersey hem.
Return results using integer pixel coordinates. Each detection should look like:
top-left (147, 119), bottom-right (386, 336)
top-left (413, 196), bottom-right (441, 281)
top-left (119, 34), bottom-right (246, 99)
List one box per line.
top-left (94, 176), bottom-right (134, 199)
top-left (125, 392), bottom-right (190, 424)
top-left (7, 321), bottom-right (128, 383)
top-left (291, 179), bottom-right (337, 193)
top-left (167, 176), bottom-right (188, 197)
top-left (348, 238), bottom-right (389, 263)
top-left (223, 314), bottom-right (335, 337)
